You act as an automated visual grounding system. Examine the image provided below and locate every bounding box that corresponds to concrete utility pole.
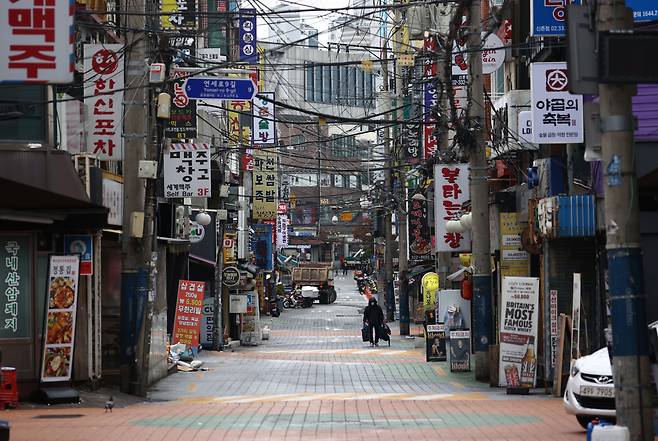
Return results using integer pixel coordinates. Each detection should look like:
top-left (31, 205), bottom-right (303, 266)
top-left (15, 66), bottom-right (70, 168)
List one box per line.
top-left (597, 1), bottom-right (654, 439)
top-left (394, 3), bottom-right (409, 334)
top-left (466, 0), bottom-right (492, 381)
top-left (381, 42), bottom-right (394, 321)
top-left (120, 0), bottom-right (149, 395)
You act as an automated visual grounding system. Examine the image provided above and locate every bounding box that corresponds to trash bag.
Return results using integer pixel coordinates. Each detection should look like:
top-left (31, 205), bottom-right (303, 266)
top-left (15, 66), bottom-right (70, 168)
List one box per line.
top-left (362, 324), bottom-right (370, 342)
top-left (380, 324), bottom-right (391, 346)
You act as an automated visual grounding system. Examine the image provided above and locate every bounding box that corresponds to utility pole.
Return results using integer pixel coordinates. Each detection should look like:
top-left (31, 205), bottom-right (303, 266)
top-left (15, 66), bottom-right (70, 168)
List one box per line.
top-left (381, 42), bottom-right (394, 321)
top-left (213, 143), bottom-right (225, 352)
top-left (597, 1), bottom-right (653, 439)
top-left (466, 0), bottom-right (492, 381)
top-left (120, 0), bottom-right (149, 395)
top-left (394, 2), bottom-right (408, 334)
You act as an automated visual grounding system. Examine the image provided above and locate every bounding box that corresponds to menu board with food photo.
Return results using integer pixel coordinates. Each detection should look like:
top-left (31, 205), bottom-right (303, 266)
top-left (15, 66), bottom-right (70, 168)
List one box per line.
top-left (41, 255), bottom-right (80, 383)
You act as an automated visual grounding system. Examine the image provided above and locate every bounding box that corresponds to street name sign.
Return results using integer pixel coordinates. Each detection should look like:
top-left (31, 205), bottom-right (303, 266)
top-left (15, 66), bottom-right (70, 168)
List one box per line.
top-left (185, 77), bottom-right (257, 100)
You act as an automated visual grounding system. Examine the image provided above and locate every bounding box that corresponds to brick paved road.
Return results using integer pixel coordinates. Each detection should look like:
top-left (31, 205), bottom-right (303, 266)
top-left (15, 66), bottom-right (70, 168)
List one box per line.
top-left (4, 272), bottom-right (587, 440)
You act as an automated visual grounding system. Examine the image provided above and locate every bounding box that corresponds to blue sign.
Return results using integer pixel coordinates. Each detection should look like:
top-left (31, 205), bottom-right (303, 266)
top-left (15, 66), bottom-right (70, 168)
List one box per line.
top-left (239, 9), bottom-right (257, 63)
top-left (531, 0), bottom-right (581, 37)
top-left (184, 77), bottom-right (256, 100)
top-left (251, 224), bottom-right (273, 271)
top-left (628, 0), bottom-right (658, 22)
top-left (64, 235), bottom-right (94, 275)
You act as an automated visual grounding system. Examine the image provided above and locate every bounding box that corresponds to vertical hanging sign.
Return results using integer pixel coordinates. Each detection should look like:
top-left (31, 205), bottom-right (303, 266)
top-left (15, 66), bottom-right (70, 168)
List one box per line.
top-left (423, 36), bottom-right (438, 159)
top-left (163, 143), bottom-right (211, 198)
top-left (252, 92), bottom-right (276, 145)
top-left (0, 236), bottom-right (31, 340)
top-left (41, 255), bottom-right (80, 382)
top-left (433, 164), bottom-right (470, 252)
top-left (84, 44), bottom-right (124, 160)
top-left (408, 189), bottom-right (432, 261)
top-left (252, 149), bottom-right (278, 221)
top-left (165, 68), bottom-right (197, 140)
top-left (239, 9), bottom-right (257, 63)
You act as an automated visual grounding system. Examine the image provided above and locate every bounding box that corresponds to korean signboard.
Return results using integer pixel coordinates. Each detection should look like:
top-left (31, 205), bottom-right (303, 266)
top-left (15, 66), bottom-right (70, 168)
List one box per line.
top-left (251, 224), bottom-right (273, 271)
top-left (276, 215), bottom-right (289, 250)
top-left (64, 235), bottom-right (94, 276)
top-left (433, 164), bottom-right (471, 252)
top-left (628, 0), bottom-right (658, 22)
top-left (163, 143), bottom-right (211, 198)
top-left (168, 33), bottom-right (195, 64)
top-left (172, 280), bottom-right (205, 347)
top-left (549, 289), bottom-right (559, 369)
top-left (41, 255), bottom-right (80, 382)
top-left (253, 149), bottom-right (278, 221)
top-left (201, 297), bottom-right (214, 347)
top-left (160, 0), bottom-right (196, 30)
top-left (252, 92), bottom-right (276, 145)
top-left (1, 0), bottom-right (74, 83)
top-left (239, 9), bottom-right (257, 63)
top-left (449, 330), bottom-right (471, 372)
top-left (190, 210), bottom-right (216, 265)
top-left (0, 236), bottom-right (31, 340)
top-left (531, 0), bottom-right (579, 36)
top-left (165, 68), bottom-right (197, 140)
top-left (408, 189), bottom-right (432, 261)
top-left (84, 44), bottom-right (124, 160)
top-left (426, 324), bottom-right (447, 362)
top-left (228, 99), bottom-right (252, 147)
top-left (223, 230), bottom-right (237, 265)
top-left (499, 213), bottom-right (529, 278)
top-left (452, 33), bottom-right (505, 75)
top-left (498, 276), bottom-right (540, 388)
top-left (424, 37), bottom-right (438, 159)
top-left (530, 62), bottom-right (583, 144)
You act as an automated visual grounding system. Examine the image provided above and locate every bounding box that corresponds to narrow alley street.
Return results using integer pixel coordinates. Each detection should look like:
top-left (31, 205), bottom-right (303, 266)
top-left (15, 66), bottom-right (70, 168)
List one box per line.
top-left (5, 275), bottom-right (584, 440)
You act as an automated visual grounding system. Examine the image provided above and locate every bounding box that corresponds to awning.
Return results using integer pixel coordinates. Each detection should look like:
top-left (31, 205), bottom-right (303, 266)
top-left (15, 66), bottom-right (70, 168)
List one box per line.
top-left (407, 264), bottom-right (435, 280)
top-left (0, 148), bottom-right (108, 228)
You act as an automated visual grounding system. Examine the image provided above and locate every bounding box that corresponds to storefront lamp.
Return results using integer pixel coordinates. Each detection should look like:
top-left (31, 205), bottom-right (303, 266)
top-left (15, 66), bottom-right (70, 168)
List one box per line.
top-left (331, 215), bottom-right (339, 223)
top-left (459, 213), bottom-right (472, 230)
top-left (195, 211), bottom-right (212, 226)
top-left (446, 220), bottom-right (466, 233)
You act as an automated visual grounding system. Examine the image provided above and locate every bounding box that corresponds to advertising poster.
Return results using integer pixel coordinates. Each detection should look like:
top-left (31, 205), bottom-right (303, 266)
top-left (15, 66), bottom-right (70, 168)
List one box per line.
top-left (421, 272), bottom-right (439, 311)
top-left (499, 213), bottom-right (529, 277)
top-left (434, 164), bottom-right (470, 252)
top-left (436, 289), bottom-right (471, 332)
top-left (41, 255), bottom-right (80, 382)
top-left (165, 68), bottom-right (197, 140)
top-left (449, 330), bottom-right (471, 372)
top-left (2, 0), bottom-right (74, 83)
top-left (408, 189), bottom-right (432, 262)
top-left (0, 236), bottom-right (31, 340)
top-left (499, 277), bottom-right (540, 388)
top-left (84, 44), bottom-right (124, 160)
top-left (252, 92), bottom-right (276, 145)
top-left (64, 235), bottom-right (93, 276)
top-left (163, 143), bottom-right (211, 198)
top-left (241, 291), bottom-right (262, 346)
top-left (530, 62), bottom-right (583, 144)
top-left (252, 149), bottom-right (278, 220)
top-left (172, 280), bottom-right (206, 347)
top-left (426, 323), bottom-right (447, 362)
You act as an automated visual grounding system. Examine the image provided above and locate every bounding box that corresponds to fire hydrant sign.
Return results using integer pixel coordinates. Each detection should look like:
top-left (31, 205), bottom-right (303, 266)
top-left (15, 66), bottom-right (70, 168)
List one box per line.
top-left (84, 44), bottom-right (125, 160)
top-left (433, 164), bottom-right (470, 252)
top-left (1, 0), bottom-right (74, 83)
top-left (498, 276), bottom-right (540, 388)
top-left (530, 62), bottom-right (583, 144)
top-left (164, 143), bottom-right (211, 198)
top-left (172, 280), bottom-right (206, 347)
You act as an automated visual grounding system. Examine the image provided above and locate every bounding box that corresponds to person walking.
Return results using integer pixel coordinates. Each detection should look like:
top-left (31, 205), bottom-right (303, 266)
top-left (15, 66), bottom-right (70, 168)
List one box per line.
top-left (363, 298), bottom-right (384, 346)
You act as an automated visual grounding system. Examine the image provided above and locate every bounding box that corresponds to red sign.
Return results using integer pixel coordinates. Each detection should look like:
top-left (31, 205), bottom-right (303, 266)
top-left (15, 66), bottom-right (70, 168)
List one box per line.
top-left (278, 202), bottom-right (287, 215)
top-left (172, 280), bottom-right (206, 347)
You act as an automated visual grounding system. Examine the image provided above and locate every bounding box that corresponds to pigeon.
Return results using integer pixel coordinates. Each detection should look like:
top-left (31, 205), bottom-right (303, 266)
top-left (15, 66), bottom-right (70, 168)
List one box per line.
top-left (105, 396), bottom-right (114, 413)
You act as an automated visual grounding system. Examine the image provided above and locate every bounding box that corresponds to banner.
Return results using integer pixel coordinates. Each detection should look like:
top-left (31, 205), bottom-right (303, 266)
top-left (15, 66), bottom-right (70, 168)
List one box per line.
top-left (408, 189), bottom-right (431, 261)
top-left (253, 149), bottom-right (278, 221)
top-left (239, 9), bottom-right (257, 62)
top-left (0, 237), bottom-right (31, 340)
top-left (530, 62), bottom-right (583, 144)
top-left (499, 213), bottom-right (529, 277)
top-left (571, 273), bottom-right (581, 360)
top-left (2, 0), bottom-right (74, 83)
top-left (499, 276), bottom-right (540, 388)
top-left (41, 255), bottom-right (80, 382)
top-left (276, 215), bottom-right (289, 250)
top-left (423, 36), bottom-right (438, 159)
top-left (449, 330), bottom-right (471, 372)
top-left (64, 235), bottom-right (94, 276)
top-left (165, 69), bottom-right (197, 140)
top-left (253, 92), bottom-right (276, 145)
top-left (163, 143), bottom-right (211, 198)
top-left (426, 324), bottom-right (447, 362)
top-left (434, 164), bottom-right (470, 252)
top-left (172, 280), bottom-right (205, 347)
top-left (84, 44), bottom-right (124, 160)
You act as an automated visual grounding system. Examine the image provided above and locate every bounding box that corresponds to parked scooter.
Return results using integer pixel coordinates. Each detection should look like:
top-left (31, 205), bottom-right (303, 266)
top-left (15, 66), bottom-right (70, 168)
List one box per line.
top-left (267, 297), bottom-right (281, 317)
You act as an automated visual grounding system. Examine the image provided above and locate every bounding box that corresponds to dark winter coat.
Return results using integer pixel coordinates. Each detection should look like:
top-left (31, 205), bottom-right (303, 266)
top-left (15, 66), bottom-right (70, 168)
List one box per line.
top-left (363, 303), bottom-right (384, 326)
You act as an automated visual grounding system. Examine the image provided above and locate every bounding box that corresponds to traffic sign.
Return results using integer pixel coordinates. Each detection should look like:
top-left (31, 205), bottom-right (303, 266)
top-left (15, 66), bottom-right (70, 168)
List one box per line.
top-left (185, 77), bottom-right (257, 100)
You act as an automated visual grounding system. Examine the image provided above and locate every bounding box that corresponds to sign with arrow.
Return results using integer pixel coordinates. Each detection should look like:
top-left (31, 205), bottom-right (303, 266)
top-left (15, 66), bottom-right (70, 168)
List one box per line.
top-left (185, 77), bottom-right (257, 100)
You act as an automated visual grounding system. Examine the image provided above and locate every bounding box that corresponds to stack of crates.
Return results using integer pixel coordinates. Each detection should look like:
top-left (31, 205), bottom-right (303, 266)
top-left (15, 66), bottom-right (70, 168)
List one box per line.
top-left (0, 368), bottom-right (18, 409)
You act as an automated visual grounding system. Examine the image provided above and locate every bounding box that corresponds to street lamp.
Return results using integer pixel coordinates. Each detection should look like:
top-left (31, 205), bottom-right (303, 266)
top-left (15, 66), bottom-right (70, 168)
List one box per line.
top-left (331, 215), bottom-right (339, 224)
top-left (195, 210), bottom-right (212, 226)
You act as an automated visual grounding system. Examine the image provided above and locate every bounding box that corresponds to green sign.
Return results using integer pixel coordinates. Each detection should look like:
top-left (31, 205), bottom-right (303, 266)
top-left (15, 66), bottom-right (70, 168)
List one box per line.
top-left (0, 236), bottom-right (32, 339)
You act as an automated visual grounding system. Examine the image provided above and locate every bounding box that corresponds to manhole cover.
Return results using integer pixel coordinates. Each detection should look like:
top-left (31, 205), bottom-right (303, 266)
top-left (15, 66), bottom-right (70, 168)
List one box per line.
top-left (34, 414), bottom-right (84, 419)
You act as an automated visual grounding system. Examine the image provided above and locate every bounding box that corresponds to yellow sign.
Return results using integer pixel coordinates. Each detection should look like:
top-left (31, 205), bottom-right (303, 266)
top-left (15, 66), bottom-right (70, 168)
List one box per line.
top-left (253, 149), bottom-right (278, 220)
top-left (227, 100), bottom-right (252, 147)
top-left (223, 232), bottom-right (237, 265)
top-left (500, 212), bottom-right (529, 277)
top-left (421, 272), bottom-right (440, 311)
top-left (339, 211), bottom-right (353, 222)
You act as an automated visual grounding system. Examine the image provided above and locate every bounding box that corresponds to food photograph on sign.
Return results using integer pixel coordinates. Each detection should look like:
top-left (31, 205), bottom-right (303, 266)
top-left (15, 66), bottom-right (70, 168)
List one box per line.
top-left (43, 347), bottom-right (72, 379)
top-left (46, 312), bottom-right (74, 344)
top-left (48, 276), bottom-right (76, 309)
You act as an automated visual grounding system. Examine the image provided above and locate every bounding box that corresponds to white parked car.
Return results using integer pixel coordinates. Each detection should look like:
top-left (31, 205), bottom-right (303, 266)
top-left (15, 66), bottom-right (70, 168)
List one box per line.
top-left (563, 347), bottom-right (616, 428)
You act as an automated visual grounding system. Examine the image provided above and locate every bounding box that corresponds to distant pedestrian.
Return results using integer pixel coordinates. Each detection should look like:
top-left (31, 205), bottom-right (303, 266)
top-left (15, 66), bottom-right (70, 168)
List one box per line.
top-left (342, 262), bottom-right (348, 276)
top-left (363, 298), bottom-right (384, 346)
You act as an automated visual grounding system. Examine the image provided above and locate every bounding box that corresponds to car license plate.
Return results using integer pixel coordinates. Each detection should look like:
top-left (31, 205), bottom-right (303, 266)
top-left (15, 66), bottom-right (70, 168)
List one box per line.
top-left (580, 385), bottom-right (615, 398)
